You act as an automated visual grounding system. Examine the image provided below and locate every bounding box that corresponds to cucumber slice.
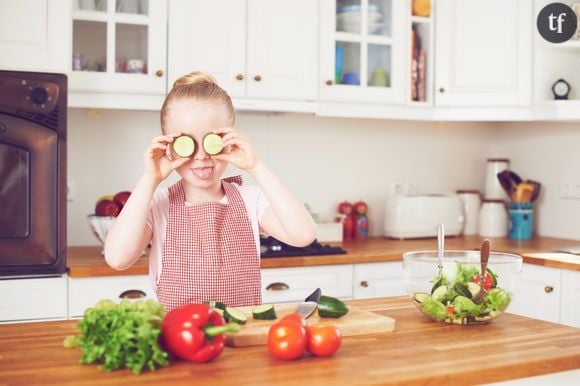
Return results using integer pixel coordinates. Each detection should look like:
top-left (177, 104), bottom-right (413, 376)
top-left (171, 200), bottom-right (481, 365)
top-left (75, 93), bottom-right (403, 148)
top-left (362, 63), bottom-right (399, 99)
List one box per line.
top-left (454, 282), bottom-right (472, 299)
top-left (205, 300), bottom-right (227, 311)
top-left (203, 133), bottom-right (223, 155)
top-left (431, 285), bottom-right (448, 302)
top-left (413, 292), bottom-right (431, 304)
top-left (252, 304), bottom-right (277, 320)
top-left (224, 307), bottom-right (248, 325)
top-left (317, 295), bottom-right (349, 318)
top-left (467, 282), bottom-right (481, 297)
top-left (172, 135), bottom-right (195, 158)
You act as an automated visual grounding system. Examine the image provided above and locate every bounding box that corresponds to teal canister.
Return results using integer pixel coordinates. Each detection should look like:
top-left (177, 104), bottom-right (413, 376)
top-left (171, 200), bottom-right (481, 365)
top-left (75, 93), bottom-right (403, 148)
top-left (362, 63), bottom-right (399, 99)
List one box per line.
top-left (508, 203), bottom-right (533, 240)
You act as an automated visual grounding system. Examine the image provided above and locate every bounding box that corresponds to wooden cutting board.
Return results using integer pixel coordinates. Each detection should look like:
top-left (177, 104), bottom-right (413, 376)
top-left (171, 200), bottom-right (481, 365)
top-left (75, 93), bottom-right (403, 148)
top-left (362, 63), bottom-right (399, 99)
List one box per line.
top-left (225, 303), bottom-right (395, 347)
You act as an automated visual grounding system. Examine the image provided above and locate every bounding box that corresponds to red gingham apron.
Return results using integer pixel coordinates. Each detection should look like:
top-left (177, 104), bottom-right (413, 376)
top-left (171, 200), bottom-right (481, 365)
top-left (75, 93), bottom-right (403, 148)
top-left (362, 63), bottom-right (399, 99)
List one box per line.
top-left (156, 176), bottom-right (262, 312)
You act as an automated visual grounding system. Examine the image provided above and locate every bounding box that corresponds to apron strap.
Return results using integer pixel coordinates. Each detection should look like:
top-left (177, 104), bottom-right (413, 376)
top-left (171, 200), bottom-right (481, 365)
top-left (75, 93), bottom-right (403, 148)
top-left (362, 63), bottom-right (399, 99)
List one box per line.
top-left (223, 175), bottom-right (243, 185)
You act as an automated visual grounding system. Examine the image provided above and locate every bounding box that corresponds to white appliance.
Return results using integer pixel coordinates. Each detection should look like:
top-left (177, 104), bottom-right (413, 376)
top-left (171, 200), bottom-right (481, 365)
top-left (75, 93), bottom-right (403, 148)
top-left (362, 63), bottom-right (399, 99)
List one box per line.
top-left (383, 194), bottom-right (464, 239)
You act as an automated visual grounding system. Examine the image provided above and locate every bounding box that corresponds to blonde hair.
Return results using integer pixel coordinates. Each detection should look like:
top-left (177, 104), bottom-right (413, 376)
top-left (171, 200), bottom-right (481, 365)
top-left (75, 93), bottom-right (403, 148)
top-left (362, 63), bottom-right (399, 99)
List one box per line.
top-left (160, 71), bottom-right (235, 132)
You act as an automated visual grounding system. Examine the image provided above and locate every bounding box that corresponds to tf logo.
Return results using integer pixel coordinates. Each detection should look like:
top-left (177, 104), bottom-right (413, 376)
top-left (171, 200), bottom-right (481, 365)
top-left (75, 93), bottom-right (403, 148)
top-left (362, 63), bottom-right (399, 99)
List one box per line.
top-left (537, 2), bottom-right (578, 43)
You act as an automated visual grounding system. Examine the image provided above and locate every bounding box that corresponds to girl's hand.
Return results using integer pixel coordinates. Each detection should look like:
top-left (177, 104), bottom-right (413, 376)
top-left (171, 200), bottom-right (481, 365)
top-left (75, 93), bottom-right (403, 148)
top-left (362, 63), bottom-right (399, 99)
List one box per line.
top-left (144, 132), bottom-right (189, 184)
top-left (212, 127), bottom-right (260, 171)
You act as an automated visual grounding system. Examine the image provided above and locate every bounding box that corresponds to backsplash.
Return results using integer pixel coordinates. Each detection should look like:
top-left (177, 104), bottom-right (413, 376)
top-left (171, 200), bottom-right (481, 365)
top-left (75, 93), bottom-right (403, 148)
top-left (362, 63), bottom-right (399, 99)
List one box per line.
top-left (68, 108), bottom-right (495, 245)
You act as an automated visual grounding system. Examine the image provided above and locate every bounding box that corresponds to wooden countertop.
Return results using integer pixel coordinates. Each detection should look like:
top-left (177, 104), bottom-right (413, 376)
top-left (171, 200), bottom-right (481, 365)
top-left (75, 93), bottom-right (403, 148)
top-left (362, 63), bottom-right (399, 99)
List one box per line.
top-left (1, 297), bottom-right (580, 385)
top-left (67, 236), bottom-right (580, 277)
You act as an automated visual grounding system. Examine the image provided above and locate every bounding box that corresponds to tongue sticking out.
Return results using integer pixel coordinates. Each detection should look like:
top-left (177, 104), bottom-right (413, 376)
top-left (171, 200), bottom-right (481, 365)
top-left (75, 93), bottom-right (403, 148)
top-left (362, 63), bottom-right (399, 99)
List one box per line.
top-left (193, 167), bottom-right (213, 180)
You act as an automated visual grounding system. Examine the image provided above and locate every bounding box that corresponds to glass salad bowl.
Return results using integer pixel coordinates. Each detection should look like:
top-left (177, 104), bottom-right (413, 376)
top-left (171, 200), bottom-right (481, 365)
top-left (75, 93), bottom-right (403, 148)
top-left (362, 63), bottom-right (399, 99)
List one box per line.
top-left (402, 250), bottom-right (523, 325)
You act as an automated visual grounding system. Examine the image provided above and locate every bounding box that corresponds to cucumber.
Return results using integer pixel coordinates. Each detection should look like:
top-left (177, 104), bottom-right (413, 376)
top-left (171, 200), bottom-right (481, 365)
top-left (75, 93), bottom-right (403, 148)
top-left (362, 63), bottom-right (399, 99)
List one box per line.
top-left (224, 307), bottom-right (248, 325)
top-left (317, 295), bottom-right (349, 318)
top-left (413, 292), bottom-right (431, 304)
top-left (431, 277), bottom-right (443, 294)
top-left (431, 285), bottom-right (448, 302)
top-left (467, 282), bottom-right (481, 297)
top-left (205, 300), bottom-right (226, 311)
top-left (454, 282), bottom-right (472, 299)
top-left (203, 133), bottom-right (223, 155)
top-left (252, 304), bottom-right (277, 320)
top-left (172, 135), bottom-right (195, 158)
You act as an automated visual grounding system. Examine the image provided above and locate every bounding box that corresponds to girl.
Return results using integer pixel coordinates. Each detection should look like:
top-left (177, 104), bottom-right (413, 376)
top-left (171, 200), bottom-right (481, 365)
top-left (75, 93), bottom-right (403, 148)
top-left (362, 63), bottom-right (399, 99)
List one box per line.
top-left (104, 71), bottom-right (317, 311)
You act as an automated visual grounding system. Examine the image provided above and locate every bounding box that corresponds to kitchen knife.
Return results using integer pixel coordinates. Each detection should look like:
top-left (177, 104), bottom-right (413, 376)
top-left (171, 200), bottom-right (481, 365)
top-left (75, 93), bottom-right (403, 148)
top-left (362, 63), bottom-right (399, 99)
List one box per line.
top-left (295, 288), bottom-right (321, 318)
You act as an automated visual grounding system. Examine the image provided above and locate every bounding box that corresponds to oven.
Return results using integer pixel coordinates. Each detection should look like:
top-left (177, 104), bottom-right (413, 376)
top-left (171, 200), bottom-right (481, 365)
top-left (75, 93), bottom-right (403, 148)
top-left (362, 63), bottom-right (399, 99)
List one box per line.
top-left (0, 70), bottom-right (67, 277)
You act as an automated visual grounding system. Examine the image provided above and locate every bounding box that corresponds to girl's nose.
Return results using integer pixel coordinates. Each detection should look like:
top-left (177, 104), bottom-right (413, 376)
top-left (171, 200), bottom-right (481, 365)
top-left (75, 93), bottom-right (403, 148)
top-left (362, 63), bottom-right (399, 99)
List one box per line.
top-left (193, 144), bottom-right (209, 160)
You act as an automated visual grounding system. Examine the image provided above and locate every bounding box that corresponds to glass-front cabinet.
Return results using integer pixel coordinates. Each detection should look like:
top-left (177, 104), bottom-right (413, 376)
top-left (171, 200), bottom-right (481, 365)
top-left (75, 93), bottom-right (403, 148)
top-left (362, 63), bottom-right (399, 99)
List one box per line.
top-left (320, 0), bottom-right (405, 103)
top-left (69, 0), bottom-right (167, 108)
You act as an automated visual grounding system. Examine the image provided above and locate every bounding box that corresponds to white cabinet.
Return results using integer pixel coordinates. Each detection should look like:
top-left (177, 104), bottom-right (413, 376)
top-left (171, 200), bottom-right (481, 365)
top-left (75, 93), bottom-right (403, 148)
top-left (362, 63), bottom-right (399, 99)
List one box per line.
top-left (68, 275), bottom-right (155, 318)
top-left (261, 265), bottom-right (353, 304)
top-left (560, 270), bottom-right (580, 328)
top-left (434, 0), bottom-right (532, 107)
top-left (509, 263), bottom-right (560, 323)
top-left (0, 0), bottom-right (68, 72)
top-left (0, 276), bottom-right (68, 323)
top-left (68, 0), bottom-right (168, 110)
top-left (353, 262), bottom-right (407, 298)
top-left (168, 0), bottom-right (318, 111)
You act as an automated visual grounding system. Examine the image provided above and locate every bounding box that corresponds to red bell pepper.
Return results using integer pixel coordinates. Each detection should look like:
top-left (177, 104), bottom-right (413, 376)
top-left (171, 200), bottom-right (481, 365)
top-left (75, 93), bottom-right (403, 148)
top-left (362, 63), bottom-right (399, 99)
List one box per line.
top-left (161, 303), bottom-right (240, 363)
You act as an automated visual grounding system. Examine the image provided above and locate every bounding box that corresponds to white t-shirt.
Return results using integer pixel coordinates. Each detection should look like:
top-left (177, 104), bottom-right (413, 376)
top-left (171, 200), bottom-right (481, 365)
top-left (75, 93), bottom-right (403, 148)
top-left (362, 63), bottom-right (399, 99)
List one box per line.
top-left (145, 183), bottom-right (270, 290)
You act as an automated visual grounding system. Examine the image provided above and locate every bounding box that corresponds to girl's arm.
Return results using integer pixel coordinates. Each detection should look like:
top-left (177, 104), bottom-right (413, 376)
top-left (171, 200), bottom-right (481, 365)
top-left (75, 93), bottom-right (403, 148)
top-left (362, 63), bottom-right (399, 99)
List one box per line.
top-left (104, 133), bottom-right (188, 269)
top-left (213, 128), bottom-right (317, 247)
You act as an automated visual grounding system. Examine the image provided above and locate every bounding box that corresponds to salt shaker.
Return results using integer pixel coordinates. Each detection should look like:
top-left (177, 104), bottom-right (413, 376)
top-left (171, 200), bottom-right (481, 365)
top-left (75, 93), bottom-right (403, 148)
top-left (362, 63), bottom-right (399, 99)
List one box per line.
top-left (478, 199), bottom-right (508, 237)
top-left (484, 158), bottom-right (510, 200)
top-left (456, 189), bottom-right (481, 235)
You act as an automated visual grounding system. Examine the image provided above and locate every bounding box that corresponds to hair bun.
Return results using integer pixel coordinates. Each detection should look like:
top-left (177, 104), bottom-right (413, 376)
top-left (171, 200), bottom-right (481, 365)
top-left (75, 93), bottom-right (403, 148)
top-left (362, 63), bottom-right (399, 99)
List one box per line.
top-left (172, 71), bottom-right (217, 88)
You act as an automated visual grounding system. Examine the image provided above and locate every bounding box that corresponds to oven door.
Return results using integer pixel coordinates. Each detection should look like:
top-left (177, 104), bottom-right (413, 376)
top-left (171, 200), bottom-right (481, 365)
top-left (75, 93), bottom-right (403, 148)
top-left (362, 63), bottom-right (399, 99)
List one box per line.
top-left (0, 114), bottom-right (61, 272)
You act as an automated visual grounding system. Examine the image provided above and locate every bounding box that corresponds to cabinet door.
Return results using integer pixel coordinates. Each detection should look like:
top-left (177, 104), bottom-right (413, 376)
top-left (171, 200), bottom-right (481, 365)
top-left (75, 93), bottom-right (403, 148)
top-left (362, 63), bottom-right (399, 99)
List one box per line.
top-left (0, 276), bottom-right (67, 322)
top-left (245, 0), bottom-right (318, 100)
top-left (261, 265), bottom-right (353, 304)
top-left (0, 0), bottom-right (68, 72)
top-left (435, 0), bottom-right (532, 106)
top-left (168, 0), bottom-right (246, 98)
top-left (561, 270), bottom-right (580, 328)
top-left (509, 264), bottom-right (560, 323)
top-left (68, 275), bottom-right (155, 318)
top-left (353, 262), bottom-right (406, 299)
top-left (319, 0), bottom-right (405, 103)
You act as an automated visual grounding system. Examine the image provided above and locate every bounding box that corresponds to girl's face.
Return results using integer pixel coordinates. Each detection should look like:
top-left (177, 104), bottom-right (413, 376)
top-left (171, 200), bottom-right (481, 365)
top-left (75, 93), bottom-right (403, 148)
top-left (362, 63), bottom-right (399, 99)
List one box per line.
top-left (164, 99), bottom-right (230, 189)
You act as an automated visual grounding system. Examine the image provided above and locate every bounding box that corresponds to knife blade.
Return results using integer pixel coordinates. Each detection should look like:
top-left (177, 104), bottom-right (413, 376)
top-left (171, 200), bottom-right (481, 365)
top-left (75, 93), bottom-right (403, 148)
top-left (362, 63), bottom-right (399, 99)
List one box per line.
top-left (295, 288), bottom-right (321, 318)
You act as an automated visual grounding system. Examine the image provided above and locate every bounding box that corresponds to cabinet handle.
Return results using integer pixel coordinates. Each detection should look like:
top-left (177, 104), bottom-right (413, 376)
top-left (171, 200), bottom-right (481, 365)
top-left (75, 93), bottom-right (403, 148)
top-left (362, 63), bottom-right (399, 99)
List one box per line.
top-left (265, 282), bottom-right (289, 291)
top-left (360, 280), bottom-right (369, 288)
top-left (254, 75), bottom-right (262, 82)
top-left (544, 286), bottom-right (554, 293)
top-left (155, 70), bottom-right (164, 77)
top-left (119, 289), bottom-right (147, 299)
top-left (438, 87), bottom-right (445, 93)
top-left (236, 74), bottom-right (244, 81)
top-left (326, 79), bottom-right (333, 86)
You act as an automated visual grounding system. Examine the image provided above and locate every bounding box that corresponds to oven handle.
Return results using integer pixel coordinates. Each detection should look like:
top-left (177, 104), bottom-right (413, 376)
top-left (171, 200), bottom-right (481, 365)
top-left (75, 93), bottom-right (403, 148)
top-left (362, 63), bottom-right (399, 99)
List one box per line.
top-left (265, 282), bottom-right (290, 291)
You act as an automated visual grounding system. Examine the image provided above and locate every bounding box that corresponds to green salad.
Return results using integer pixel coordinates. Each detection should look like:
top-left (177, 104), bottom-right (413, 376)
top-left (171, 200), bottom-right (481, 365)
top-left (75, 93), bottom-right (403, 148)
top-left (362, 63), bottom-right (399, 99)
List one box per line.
top-left (413, 264), bottom-right (511, 324)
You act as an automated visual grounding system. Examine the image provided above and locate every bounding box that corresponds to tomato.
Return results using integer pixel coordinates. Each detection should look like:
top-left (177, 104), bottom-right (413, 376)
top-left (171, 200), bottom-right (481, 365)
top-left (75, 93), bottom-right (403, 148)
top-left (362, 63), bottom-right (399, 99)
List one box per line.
top-left (306, 325), bottom-right (342, 357)
top-left (472, 272), bottom-right (493, 291)
top-left (446, 304), bottom-right (455, 316)
top-left (267, 320), bottom-right (307, 360)
top-left (281, 313), bottom-right (307, 328)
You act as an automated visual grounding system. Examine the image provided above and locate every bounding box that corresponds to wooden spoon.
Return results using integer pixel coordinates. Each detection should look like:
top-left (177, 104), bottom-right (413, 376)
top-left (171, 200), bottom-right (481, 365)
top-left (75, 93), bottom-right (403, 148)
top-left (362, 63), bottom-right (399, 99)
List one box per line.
top-left (473, 239), bottom-right (491, 304)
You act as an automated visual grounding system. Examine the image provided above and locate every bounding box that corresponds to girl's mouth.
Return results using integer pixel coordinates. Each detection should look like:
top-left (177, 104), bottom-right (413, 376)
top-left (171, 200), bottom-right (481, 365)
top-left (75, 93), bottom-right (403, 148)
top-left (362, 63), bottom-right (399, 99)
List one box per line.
top-left (192, 166), bottom-right (214, 180)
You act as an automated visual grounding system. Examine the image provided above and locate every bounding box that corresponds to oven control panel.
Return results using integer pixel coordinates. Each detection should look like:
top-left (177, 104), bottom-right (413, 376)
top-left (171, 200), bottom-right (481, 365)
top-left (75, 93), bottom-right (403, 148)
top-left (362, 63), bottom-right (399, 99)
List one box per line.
top-left (0, 77), bottom-right (60, 113)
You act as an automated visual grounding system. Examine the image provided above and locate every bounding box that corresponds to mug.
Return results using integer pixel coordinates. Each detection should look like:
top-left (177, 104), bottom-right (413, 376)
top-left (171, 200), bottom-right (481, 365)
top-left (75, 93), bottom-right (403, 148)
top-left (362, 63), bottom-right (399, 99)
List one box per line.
top-left (127, 59), bottom-right (145, 73)
top-left (369, 68), bottom-right (389, 87)
top-left (341, 71), bottom-right (360, 85)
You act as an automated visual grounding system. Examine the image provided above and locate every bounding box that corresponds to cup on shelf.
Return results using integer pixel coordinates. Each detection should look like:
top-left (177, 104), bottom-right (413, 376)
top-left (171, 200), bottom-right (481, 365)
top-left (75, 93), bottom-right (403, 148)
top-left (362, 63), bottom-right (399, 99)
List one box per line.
top-left (341, 71), bottom-right (360, 85)
top-left (369, 68), bottom-right (389, 87)
top-left (127, 59), bottom-right (145, 73)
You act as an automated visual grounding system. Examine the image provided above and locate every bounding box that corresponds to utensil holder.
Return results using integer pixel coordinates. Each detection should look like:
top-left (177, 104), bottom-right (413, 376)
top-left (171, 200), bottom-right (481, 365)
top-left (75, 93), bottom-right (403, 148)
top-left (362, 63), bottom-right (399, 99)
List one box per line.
top-left (508, 203), bottom-right (533, 240)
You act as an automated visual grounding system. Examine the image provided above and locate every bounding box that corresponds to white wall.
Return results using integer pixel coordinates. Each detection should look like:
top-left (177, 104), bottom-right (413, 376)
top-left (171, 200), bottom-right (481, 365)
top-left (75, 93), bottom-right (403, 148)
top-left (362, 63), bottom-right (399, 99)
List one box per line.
top-left (495, 121), bottom-right (580, 240)
top-left (67, 108), bottom-right (495, 246)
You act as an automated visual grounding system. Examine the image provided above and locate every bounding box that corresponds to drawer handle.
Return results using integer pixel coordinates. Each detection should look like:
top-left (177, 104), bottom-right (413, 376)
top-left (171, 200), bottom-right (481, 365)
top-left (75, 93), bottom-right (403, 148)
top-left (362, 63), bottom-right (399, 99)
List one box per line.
top-left (325, 79), bottom-right (333, 86)
top-left (254, 75), bottom-right (262, 82)
top-left (119, 289), bottom-right (147, 299)
top-left (544, 286), bottom-right (554, 293)
top-left (439, 87), bottom-right (445, 93)
top-left (360, 280), bottom-right (369, 288)
top-left (236, 74), bottom-right (244, 81)
top-left (155, 70), bottom-right (164, 77)
top-left (265, 282), bottom-right (289, 291)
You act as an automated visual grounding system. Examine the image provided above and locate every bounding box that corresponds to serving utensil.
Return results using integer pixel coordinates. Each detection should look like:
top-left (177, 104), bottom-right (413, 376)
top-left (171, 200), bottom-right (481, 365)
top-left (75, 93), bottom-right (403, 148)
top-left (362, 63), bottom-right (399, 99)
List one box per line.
top-left (473, 239), bottom-right (491, 304)
top-left (436, 223), bottom-right (444, 281)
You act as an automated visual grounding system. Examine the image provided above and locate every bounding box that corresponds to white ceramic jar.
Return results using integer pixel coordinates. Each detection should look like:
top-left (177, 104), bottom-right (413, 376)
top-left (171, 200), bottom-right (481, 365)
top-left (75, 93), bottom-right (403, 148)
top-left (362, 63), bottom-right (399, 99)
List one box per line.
top-left (484, 158), bottom-right (510, 200)
top-left (478, 199), bottom-right (508, 237)
top-left (456, 190), bottom-right (481, 235)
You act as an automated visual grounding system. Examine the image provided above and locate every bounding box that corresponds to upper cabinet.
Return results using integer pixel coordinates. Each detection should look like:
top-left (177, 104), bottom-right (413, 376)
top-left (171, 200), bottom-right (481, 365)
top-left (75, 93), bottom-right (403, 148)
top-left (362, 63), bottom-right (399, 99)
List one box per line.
top-left (0, 0), bottom-right (68, 73)
top-left (68, 0), bottom-right (167, 110)
top-left (435, 0), bottom-right (532, 107)
top-left (168, 0), bottom-right (318, 112)
top-left (319, 0), bottom-right (405, 104)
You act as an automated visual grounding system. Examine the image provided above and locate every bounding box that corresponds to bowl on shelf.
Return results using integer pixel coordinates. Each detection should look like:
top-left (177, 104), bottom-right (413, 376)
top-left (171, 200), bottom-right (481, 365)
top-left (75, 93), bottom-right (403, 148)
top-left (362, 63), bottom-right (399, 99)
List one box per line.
top-left (402, 250), bottom-right (522, 325)
top-left (336, 12), bottom-right (382, 33)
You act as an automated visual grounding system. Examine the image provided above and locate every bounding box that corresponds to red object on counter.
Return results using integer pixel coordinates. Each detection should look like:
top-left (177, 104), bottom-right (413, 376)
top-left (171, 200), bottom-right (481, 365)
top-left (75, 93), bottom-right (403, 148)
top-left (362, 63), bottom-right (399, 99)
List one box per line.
top-left (338, 201), bottom-right (355, 240)
top-left (354, 201), bottom-right (369, 239)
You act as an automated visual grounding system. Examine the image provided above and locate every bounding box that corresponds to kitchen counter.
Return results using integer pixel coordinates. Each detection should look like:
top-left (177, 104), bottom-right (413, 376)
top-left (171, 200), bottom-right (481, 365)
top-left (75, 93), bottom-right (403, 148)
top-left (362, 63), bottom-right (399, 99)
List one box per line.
top-left (1, 296), bottom-right (580, 385)
top-left (68, 236), bottom-right (580, 277)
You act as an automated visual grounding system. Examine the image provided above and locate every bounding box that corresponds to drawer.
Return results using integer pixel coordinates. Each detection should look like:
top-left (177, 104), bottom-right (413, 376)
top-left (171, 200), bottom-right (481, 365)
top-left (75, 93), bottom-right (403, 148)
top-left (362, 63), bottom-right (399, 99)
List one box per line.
top-left (353, 262), bottom-right (407, 299)
top-left (68, 275), bottom-right (156, 318)
top-left (261, 264), bottom-right (353, 304)
top-left (0, 276), bottom-right (68, 323)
